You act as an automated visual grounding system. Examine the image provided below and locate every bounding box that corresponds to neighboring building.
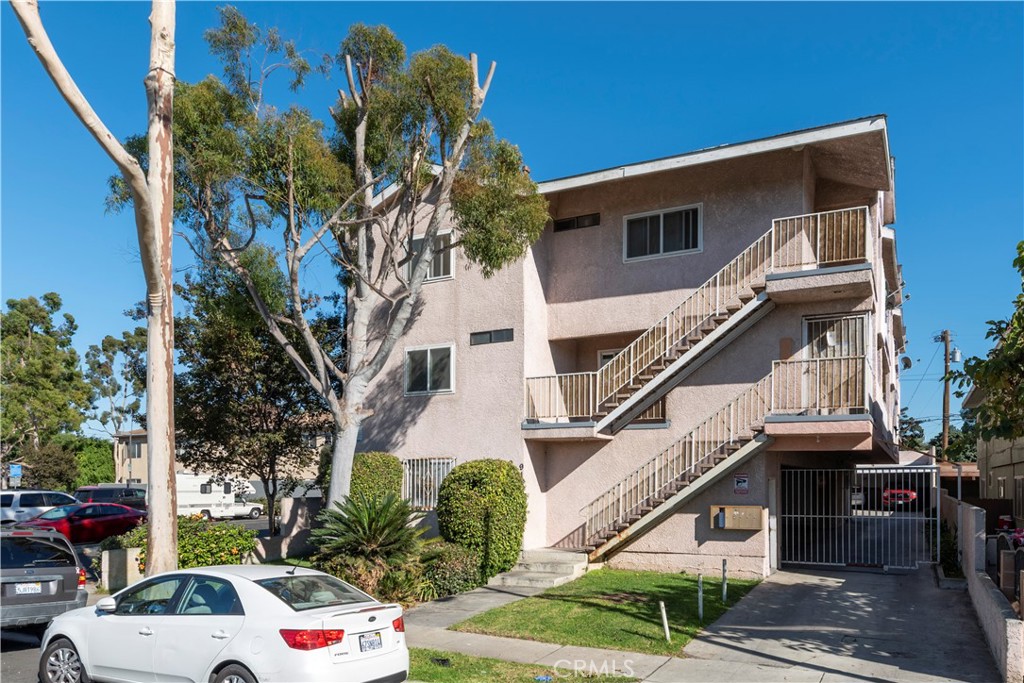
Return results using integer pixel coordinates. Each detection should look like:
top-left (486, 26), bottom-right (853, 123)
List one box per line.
top-left (966, 387), bottom-right (1024, 521)
top-left (113, 429), bottom-right (148, 485)
top-left (359, 116), bottom-right (910, 578)
top-left (112, 430), bottom-right (319, 489)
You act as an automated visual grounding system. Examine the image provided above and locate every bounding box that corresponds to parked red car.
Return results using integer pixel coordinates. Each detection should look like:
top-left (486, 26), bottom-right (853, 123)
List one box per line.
top-left (21, 503), bottom-right (146, 544)
top-left (881, 489), bottom-right (917, 507)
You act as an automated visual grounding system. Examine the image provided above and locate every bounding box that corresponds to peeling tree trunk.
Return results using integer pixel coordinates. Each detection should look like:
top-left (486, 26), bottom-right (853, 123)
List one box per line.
top-left (9, 0), bottom-right (178, 574)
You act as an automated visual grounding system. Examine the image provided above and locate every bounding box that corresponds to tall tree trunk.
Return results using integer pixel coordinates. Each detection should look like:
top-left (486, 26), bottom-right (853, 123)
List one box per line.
top-left (142, 0), bottom-right (177, 575)
top-left (9, 0), bottom-right (178, 574)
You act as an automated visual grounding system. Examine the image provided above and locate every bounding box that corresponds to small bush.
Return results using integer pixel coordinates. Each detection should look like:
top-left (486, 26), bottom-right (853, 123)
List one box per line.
top-left (422, 541), bottom-right (483, 597)
top-left (311, 493), bottom-right (424, 563)
top-left (436, 459), bottom-right (527, 579)
top-left (103, 515), bottom-right (258, 573)
top-left (351, 451), bottom-right (403, 501)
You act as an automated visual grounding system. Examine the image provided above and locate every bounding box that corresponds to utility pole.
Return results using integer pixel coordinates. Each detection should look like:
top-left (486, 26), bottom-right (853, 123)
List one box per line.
top-left (941, 329), bottom-right (951, 456)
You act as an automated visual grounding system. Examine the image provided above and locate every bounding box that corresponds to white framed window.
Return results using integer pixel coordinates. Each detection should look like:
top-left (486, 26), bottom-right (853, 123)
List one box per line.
top-left (127, 442), bottom-right (143, 459)
top-left (410, 232), bottom-right (453, 281)
top-left (998, 477), bottom-right (1006, 498)
top-left (597, 349), bottom-right (621, 368)
top-left (623, 204), bottom-right (701, 262)
top-left (405, 344), bottom-right (454, 395)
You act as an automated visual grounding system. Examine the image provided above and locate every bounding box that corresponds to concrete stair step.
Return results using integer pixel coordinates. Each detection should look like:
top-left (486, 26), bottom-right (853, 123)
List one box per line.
top-left (515, 560), bottom-right (587, 574)
top-left (518, 549), bottom-right (588, 564)
top-left (488, 570), bottom-right (578, 589)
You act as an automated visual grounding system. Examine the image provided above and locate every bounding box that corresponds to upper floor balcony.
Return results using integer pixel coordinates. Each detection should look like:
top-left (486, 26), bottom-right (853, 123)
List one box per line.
top-left (524, 206), bottom-right (877, 429)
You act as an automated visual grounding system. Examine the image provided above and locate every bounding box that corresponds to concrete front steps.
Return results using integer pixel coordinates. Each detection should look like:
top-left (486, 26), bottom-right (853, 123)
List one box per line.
top-left (487, 548), bottom-right (588, 589)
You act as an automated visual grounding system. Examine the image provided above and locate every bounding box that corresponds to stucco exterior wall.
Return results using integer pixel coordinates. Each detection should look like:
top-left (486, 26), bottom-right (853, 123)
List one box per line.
top-left (540, 150), bottom-right (807, 340)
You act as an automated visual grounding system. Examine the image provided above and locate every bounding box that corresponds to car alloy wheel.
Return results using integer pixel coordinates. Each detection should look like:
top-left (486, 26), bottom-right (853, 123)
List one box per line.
top-left (249, 508), bottom-right (261, 519)
top-left (214, 664), bottom-right (257, 683)
top-left (42, 639), bottom-right (86, 683)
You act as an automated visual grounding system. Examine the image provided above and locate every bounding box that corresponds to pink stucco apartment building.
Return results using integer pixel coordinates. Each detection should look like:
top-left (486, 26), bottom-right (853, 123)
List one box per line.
top-left (359, 116), bottom-right (908, 578)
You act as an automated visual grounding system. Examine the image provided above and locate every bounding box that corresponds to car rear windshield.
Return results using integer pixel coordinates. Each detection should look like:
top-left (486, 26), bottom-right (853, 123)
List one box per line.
top-left (2, 536), bottom-right (77, 567)
top-left (256, 574), bottom-right (373, 612)
top-left (1, 494), bottom-right (12, 508)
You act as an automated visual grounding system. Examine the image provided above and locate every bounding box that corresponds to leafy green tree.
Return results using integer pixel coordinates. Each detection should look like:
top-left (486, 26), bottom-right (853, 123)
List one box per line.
top-left (85, 329), bottom-right (147, 437)
top-left (899, 408), bottom-right (927, 451)
top-left (928, 413), bottom-right (979, 462)
top-left (1, 294), bottom-right (92, 465)
top-left (109, 9), bottom-right (549, 508)
top-left (21, 441), bottom-right (79, 492)
top-left (952, 241), bottom-right (1024, 440)
top-left (52, 434), bottom-right (116, 488)
top-left (174, 251), bottom-right (328, 535)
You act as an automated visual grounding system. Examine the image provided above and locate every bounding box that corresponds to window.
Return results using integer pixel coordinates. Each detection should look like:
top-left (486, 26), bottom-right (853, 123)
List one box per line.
top-left (2, 537), bottom-right (76, 567)
top-left (597, 349), bottom-right (621, 367)
top-left (127, 441), bottom-right (143, 459)
top-left (470, 328), bottom-right (514, 346)
top-left (624, 205), bottom-right (701, 261)
top-left (115, 576), bottom-right (186, 615)
top-left (1015, 478), bottom-right (1024, 520)
top-left (128, 478), bottom-right (143, 485)
top-left (257, 574), bottom-right (372, 612)
top-left (19, 493), bottom-right (45, 507)
top-left (998, 477), bottom-right (1006, 498)
top-left (554, 212), bottom-right (600, 233)
top-left (44, 492), bottom-right (77, 507)
top-left (1, 494), bottom-right (12, 508)
top-left (805, 314), bottom-right (867, 359)
top-left (177, 577), bottom-right (243, 616)
top-left (410, 233), bottom-right (453, 281)
top-left (405, 346), bottom-right (454, 394)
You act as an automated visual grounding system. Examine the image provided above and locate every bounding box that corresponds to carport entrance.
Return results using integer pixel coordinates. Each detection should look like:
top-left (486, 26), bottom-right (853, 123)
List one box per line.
top-left (779, 466), bottom-right (938, 570)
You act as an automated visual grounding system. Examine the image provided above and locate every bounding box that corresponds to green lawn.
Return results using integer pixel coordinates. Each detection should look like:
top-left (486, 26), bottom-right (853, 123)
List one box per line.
top-left (452, 568), bottom-right (758, 656)
top-left (410, 648), bottom-right (635, 682)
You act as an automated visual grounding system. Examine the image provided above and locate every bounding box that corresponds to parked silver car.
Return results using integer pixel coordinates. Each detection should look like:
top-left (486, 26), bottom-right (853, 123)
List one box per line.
top-left (0, 490), bottom-right (79, 525)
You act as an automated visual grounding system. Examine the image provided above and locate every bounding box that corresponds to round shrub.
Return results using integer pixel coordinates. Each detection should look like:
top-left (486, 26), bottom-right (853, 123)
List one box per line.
top-left (350, 451), bottom-right (403, 501)
top-left (436, 459), bottom-right (527, 579)
top-left (103, 514), bottom-right (258, 573)
top-left (422, 541), bottom-right (483, 597)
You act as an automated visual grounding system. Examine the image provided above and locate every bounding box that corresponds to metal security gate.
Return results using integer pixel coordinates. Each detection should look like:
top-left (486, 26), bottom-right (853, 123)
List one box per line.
top-left (780, 466), bottom-right (938, 570)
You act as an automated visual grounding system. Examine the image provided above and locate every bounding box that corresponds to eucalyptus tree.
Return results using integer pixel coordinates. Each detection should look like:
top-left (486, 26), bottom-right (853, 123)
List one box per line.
top-left (10, 0), bottom-right (179, 573)
top-left (111, 8), bottom-right (549, 507)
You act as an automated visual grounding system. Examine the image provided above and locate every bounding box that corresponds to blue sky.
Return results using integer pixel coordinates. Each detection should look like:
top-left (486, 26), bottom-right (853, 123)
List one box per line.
top-left (2, 2), bottom-right (1022, 440)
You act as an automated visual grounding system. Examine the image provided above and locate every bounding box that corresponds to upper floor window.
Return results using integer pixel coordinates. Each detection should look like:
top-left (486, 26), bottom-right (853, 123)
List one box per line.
top-left (623, 205), bottom-right (701, 261)
top-left (128, 442), bottom-right (143, 459)
top-left (410, 233), bottom-right (453, 281)
top-left (405, 345), bottom-right (454, 395)
top-left (554, 213), bottom-right (600, 233)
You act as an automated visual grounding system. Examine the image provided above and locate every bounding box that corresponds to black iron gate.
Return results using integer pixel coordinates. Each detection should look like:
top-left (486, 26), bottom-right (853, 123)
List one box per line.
top-left (779, 466), bottom-right (939, 570)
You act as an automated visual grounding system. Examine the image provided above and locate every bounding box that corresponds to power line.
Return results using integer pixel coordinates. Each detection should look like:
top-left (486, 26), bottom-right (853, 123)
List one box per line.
top-left (906, 343), bottom-right (941, 407)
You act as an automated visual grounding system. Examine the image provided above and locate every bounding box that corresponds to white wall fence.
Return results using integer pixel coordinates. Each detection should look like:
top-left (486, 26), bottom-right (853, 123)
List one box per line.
top-left (944, 492), bottom-right (1024, 682)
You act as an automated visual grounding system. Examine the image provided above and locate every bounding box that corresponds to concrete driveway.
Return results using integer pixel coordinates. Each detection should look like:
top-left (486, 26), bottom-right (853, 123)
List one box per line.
top-left (648, 568), bottom-right (999, 683)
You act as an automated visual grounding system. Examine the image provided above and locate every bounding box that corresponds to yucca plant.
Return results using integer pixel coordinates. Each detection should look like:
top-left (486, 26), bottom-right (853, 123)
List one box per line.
top-left (311, 493), bottom-right (425, 564)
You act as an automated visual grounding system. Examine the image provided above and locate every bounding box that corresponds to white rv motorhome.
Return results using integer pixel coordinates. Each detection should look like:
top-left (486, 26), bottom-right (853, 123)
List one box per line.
top-left (175, 472), bottom-right (262, 520)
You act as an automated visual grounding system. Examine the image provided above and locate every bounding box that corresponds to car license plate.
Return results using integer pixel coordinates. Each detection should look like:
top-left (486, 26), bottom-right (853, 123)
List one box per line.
top-left (15, 582), bottom-right (42, 595)
top-left (358, 632), bottom-right (382, 652)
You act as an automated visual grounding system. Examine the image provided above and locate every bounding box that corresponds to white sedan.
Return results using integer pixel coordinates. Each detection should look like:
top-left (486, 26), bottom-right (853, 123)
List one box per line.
top-left (38, 565), bottom-right (408, 683)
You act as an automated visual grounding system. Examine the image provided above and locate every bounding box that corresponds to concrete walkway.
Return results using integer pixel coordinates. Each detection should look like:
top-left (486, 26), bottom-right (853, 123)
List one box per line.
top-left (406, 569), bottom-right (1001, 682)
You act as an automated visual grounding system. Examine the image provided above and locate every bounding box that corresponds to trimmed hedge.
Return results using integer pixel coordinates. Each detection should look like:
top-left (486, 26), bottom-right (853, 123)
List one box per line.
top-left (436, 459), bottom-right (527, 579)
top-left (102, 515), bottom-right (258, 573)
top-left (350, 451), bottom-right (403, 501)
top-left (422, 541), bottom-right (484, 597)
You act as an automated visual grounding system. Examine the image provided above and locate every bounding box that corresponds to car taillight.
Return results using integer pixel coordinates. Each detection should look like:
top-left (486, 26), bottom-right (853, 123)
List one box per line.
top-left (392, 616), bottom-right (405, 633)
top-left (279, 629), bottom-right (345, 650)
top-left (77, 568), bottom-right (86, 589)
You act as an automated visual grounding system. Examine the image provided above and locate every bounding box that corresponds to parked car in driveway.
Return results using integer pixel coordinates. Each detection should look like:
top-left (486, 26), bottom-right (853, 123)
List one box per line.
top-left (73, 485), bottom-right (148, 511)
top-left (0, 525), bottom-right (88, 633)
top-left (38, 565), bottom-right (408, 683)
top-left (1, 490), bottom-right (80, 525)
top-left (882, 488), bottom-right (917, 507)
top-left (20, 503), bottom-right (146, 544)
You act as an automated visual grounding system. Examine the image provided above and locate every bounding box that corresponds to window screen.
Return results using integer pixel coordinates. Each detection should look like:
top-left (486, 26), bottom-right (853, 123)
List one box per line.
top-left (405, 347), bottom-right (453, 394)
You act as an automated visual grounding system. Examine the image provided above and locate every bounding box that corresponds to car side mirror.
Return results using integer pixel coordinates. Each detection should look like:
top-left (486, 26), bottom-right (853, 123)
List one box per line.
top-left (96, 597), bottom-right (117, 613)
